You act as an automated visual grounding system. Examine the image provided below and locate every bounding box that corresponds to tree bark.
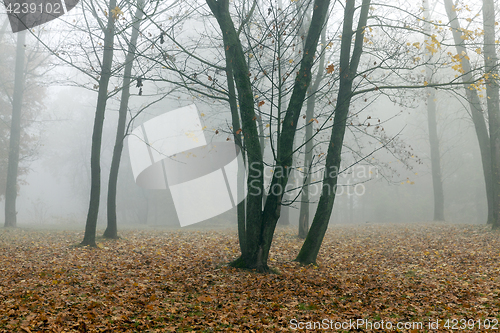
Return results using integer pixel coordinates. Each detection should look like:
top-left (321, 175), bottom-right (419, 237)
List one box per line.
top-left (4, 30), bottom-right (26, 228)
top-left (104, 1), bottom-right (144, 239)
top-left (482, 0), bottom-right (500, 228)
top-left (81, 0), bottom-right (117, 246)
top-left (296, 0), bottom-right (370, 265)
top-left (444, 0), bottom-right (493, 224)
top-left (423, 0), bottom-right (445, 221)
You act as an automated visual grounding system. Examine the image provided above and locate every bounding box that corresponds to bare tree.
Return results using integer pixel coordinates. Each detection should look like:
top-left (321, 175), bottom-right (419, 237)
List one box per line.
top-left (103, 0), bottom-right (145, 239)
top-left (444, 0), bottom-right (493, 225)
top-left (207, 0), bottom-right (330, 271)
top-left (81, 0), bottom-right (118, 246)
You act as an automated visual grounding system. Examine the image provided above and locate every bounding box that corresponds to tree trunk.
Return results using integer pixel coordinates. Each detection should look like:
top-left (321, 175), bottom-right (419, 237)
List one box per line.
top-left (482, 0), bottom-right (500, 228)
top-left (4, 30), bottom-right (26, 228)
top-left (426, 86), bottom-right (445, 221)
top-left (207, 0), bottom-right (330, 271)
top-left (104, 1), bottom-right (144, 239)
top-left (81, 0), bottom-right (117, 246)
top-left (296, 0), bottom-right (370, 265)
top-left (224, 42), bottom-right (246, 254)
top-left (444, 0), bottom-right (493, 224)
top-left (298, 93), bottom-right (316, 238)
top-left (423, 0), bottom-right (445, 221)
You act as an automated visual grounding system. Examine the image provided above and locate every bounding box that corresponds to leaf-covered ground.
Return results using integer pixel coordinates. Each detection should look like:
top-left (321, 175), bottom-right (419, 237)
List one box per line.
top-left (0, 223), bottom-right (499, 332)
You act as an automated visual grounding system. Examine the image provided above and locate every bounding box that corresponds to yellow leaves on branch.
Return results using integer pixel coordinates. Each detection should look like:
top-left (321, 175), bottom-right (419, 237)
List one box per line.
top-left (111, 6), bottom-right (124, 20)
top-left (326, 64), bottom-right (335, 74)
top-left (424, 35), bottom-right (441, 54)
top-left (467, 73), bottom-right (500, 93)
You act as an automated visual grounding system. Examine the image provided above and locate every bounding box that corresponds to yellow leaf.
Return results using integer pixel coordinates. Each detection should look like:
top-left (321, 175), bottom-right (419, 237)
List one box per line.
top-left (289, 59), bottom-right (293, 63)
top-left (111, 6), bottom-right (123, 20)
top-left (424, 81), bottom-right (428, 86)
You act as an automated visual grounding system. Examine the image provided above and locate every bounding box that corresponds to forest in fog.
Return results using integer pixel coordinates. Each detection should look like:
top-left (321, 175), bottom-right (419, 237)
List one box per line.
top-left (0, 0), bottom-right (495, 233)
top-left (1, 0), bottom-right (500, 331)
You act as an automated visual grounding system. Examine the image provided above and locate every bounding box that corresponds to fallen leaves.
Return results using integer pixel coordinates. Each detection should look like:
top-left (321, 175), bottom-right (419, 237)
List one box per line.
top-left (0, 224), bottom-right (499, 331)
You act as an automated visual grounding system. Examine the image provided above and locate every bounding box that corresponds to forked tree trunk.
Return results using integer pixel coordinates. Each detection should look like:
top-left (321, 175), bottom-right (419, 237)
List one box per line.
top-left (104, 1), bottom-right (144, 239)
top-left (81, 0), bottom-right (117, 246)
top-left (207, 0), bottom-right (330, 271)
top-left (296, 0), bottom-right (371, 265)
top-left (4, 30), bottom-right (26, 228)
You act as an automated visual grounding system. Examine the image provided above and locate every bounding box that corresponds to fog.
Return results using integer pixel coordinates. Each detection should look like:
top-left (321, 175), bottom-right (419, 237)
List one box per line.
top-left (0, 0), bottom-right (493, 232)
top-left (14, 74), bottom-right (487, 228)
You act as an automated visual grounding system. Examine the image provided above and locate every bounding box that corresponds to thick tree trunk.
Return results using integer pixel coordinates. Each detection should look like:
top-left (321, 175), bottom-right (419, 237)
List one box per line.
top-left (444, 0), bottom-right (493, 224)
top-left (423, 0), bottom-right (445, 221)
top-left (81, 0), bottom-right (117, 246)
top-left (296, 0), bottom-right (370, 265)
top-left (4, 30), bottom-right (26, 228)
top-left (482, 0), bottom-right (500, 229)
top-left (104, 1), bottom-right (144, 239)
top-left (207, 0), bottom-right (330, 271)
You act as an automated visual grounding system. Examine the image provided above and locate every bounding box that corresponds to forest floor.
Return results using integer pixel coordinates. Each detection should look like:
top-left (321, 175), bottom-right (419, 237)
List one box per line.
top-left (0, 223), bottom-right (499, 332)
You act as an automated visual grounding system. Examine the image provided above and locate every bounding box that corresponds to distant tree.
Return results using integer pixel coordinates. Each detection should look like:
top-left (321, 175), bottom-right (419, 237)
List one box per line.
top-left (4, 30), bottom-right (26, 228)
top-left (482, 0), bottom-right (500, 228)
top-left (298, 28), bottom-right (327, 238)
top-left (423, 0), bottom-right (444, 221)
top-left (443, 0), bottom-right (494, 225)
